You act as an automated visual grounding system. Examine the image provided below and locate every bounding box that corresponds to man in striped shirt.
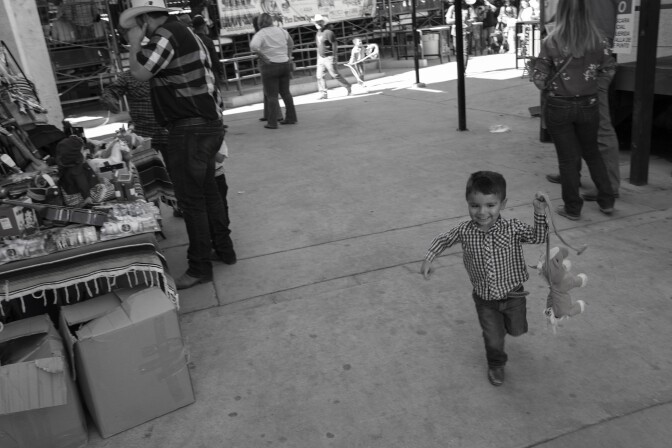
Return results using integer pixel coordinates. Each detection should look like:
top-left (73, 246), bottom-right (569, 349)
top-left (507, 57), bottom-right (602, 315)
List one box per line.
top-left (121, 1), bottom-right (236, 290)
top-left (421, 171), bottom-right (547, 386)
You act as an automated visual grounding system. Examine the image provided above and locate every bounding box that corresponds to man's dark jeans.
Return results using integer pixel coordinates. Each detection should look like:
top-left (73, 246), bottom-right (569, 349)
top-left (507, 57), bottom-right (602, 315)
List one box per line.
top-left (546, 94), bottom-right (615, 215)
top-left (472, 292), bottom-right (528, 368)
top-left (214, 172), bottom-right (235, 260)
top-left (164, 119), bottom-right (228, 279)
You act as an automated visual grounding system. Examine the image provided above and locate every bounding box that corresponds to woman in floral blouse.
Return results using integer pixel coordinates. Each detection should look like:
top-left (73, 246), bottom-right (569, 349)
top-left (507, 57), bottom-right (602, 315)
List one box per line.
top-left (532, 0), bottom-right (616, 221)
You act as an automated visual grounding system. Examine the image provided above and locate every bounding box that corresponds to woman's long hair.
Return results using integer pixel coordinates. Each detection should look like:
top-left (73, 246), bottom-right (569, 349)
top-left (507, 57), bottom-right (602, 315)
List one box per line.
top-left (549, 0), bottom-right (602, 57)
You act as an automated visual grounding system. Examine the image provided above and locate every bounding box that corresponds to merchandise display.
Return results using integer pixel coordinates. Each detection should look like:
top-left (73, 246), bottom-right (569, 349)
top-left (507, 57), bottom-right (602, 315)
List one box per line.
top-left (0, 9), bottom-right (199, 446)
top-left (0, 57), bottom-right (172, 322)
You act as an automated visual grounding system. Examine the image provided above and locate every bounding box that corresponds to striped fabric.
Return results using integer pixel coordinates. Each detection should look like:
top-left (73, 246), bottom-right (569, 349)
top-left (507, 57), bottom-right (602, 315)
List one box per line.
top-left (425, 213), bottom-right (548, 301)
top-left (136, 16), bottom-right (222, 126)
top-left (0, 233), bottom-right (177, 322)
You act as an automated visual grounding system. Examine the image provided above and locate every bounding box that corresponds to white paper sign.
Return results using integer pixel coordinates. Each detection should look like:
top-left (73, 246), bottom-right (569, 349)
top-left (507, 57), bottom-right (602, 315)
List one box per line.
top-left (613, 0), bottom-right (637, 54)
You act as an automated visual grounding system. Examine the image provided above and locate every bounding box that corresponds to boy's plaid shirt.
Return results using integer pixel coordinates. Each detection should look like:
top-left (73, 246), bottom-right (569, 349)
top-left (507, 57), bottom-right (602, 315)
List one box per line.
top-left (425, 213), bottom-right (547, 300)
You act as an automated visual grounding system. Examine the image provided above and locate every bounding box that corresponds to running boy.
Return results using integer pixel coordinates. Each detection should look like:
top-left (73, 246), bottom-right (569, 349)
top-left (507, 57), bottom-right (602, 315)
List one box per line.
top-left (348, 37), bottom-right (367, 91)
top-left (420, 171), bottom-right (547, 386)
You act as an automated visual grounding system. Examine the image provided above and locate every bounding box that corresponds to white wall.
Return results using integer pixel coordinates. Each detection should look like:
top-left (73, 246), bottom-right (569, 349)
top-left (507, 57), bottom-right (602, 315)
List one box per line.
top-left (0, 0), bottom-right (64, 128)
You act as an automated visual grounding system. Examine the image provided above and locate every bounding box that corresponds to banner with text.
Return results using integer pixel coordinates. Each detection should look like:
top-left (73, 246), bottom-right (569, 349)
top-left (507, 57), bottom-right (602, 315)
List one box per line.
top-left (217, 0), bottom-right (376, 36)
top-left (613, 0), bottom-right (636, 54)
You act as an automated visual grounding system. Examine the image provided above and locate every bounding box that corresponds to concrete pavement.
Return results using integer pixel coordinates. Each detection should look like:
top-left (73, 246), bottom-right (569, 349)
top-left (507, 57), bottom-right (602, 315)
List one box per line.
top-left (80, 54), bottom-right (672, 448)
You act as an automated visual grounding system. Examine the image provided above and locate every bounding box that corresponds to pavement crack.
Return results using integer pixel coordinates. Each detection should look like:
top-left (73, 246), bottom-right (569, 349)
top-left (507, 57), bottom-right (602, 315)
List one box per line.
top-left (521, 399), bottom-right (672, 448)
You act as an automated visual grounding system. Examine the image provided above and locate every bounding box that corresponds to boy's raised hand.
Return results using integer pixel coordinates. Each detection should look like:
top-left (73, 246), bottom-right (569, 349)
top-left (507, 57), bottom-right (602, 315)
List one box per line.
top-left (420, 259), bottom-right (433, 280)
top-left (533, 191), bottom-right (547, 213)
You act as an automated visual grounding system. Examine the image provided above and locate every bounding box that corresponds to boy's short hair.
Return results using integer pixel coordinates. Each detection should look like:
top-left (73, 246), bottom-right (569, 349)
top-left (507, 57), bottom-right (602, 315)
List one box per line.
top-left (466, 171), bottom-right (506, 201)
top-left (352, 37), bottom-right (362, 44)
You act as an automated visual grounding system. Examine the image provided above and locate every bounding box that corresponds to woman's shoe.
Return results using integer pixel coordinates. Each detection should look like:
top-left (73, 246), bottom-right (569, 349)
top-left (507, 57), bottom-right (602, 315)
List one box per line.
top-left (556, 206), bottom-right (580, 221)
top-left (279, 120), bottom-right (297, 125)
top-left (264, 124), bottom-right (278, 129)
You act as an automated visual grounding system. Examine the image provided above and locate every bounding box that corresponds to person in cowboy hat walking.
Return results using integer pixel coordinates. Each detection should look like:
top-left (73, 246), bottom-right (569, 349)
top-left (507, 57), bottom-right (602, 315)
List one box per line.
top-left (312, 14), bottom-right (352, 100)
top-left (121, 0), bottom-right (237, 290)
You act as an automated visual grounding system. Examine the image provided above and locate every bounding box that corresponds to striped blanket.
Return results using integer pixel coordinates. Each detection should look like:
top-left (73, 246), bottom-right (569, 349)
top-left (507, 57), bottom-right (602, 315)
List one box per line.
top-left (130, 142), bottom-right (178, 209)
top-left (0, 233), bottom-right (177, 324)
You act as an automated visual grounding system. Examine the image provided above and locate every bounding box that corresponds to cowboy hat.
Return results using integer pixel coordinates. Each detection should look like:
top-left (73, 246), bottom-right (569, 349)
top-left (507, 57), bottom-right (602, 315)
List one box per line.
top-left (119, 0), bottom-right (178, 29)
top-left (311, 14), bottom-right (329, 24)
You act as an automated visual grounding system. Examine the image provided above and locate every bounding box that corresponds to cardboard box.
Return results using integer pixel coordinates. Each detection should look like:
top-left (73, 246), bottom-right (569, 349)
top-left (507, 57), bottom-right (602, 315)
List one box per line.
top-left (60, 287), bottom-right (195, 438)
top-left (0, 200), bottom-right (39, 237)
top-left (0, 315), bottom-right (88, 448)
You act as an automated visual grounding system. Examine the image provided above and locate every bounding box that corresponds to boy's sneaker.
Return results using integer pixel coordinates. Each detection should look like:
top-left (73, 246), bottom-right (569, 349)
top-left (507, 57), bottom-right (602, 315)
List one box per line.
top-left (488, 367), bottom-right (505, 386)
top-left (318, 94), bottom-right (328, 100)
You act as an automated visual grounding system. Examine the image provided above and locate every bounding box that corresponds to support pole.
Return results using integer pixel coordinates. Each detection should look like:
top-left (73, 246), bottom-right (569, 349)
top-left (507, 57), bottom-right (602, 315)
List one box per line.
top-left (411, 0), bottom-right (425, 87)
top-left (455, 4), bottom-right (467, 131)
top-left (538, 0), bottom-right (551, 141)
top-left (629, 0), bottom-right (661, 186)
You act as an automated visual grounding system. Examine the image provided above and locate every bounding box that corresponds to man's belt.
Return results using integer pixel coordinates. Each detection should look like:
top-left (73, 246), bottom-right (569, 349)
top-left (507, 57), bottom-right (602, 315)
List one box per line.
top-left (170, 117), bottom-right (212, 127)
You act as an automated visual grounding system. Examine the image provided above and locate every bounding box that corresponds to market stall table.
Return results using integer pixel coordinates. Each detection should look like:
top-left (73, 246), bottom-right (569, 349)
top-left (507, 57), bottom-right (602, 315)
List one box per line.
top-left (0, 232), bottom-right (176, 324)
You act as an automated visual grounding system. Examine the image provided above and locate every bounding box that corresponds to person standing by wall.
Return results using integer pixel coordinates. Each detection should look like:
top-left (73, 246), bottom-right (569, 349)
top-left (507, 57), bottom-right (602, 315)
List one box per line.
top-left (121, 0), bottom-right (236, 289)
top-left (544, 0), bottom-right (621, 201)
top-left (582, 0), bottom-right (620, 200)
top-left (250, 12), bottom-right (297, 129)
top-left (313, 14), bottom-right (352, 100)
top-left (497, 0), bottom-right (517, 54)
top-left (445, 1), bottom-right (478, 68)
top-left (531, 0), bottom-right (616, 220)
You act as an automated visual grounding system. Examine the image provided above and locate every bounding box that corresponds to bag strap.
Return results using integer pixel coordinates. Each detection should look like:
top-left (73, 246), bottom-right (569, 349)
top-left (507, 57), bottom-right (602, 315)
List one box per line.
top-left (545, 56), bottom-right (573, 89)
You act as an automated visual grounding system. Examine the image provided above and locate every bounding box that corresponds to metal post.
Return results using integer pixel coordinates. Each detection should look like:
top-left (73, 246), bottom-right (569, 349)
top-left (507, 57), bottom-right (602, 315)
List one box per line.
top-left (411, 0), bottom-right (424, 87)
top-left (455, 3), bottom-right (467, 130)
top-left (538, 0), bottom-right (551, 141)
top-left (387, 0), bottom-right (394, 58)
top-left (630, 0), bottom-right (661, 186)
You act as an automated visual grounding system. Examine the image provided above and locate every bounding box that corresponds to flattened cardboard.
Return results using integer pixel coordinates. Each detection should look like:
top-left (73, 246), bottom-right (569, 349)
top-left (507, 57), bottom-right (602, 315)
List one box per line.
top-left (60, 286), bottom-right (194, 438)
top-left (0, 315), bottom-right (88, 448)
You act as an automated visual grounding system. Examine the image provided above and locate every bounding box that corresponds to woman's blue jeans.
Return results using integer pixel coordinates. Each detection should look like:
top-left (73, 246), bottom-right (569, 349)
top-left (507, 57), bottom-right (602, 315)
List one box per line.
top-left (164, 119), bottom-right (228, 279)
top-left (473, 292), bottom-right (528, 368)
top-left (546, 94), bottom-right (615, 216)
top-left (261, 61), bottom-right (297, 127)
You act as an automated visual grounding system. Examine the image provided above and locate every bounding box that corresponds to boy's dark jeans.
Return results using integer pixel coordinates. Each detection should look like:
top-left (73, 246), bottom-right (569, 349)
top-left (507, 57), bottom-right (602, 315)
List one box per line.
top-left (472, 289), bottom-right (528, 368)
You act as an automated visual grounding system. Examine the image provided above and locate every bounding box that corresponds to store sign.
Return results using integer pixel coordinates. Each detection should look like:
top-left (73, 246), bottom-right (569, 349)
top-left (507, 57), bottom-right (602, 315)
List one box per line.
top-left (217, 0), bottom-right (376, 36)
top-left (613, 0), bottom-right (636, 54)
